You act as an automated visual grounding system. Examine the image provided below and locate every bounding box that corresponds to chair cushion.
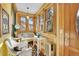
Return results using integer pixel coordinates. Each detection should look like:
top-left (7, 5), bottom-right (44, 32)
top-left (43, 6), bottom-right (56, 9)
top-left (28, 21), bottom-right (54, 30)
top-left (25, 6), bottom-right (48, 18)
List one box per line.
top-left (6, 39), bottom-right (18, 49)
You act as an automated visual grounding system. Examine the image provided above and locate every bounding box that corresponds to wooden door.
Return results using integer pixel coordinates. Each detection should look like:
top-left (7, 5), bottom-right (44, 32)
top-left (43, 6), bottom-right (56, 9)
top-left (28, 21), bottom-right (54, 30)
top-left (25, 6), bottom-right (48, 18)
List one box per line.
top-left (64, 4), bottom-right (70, 56)
top-left (69, 4), bottom-right (79, 56)
top-left (64, 3), bottom-right (79, 56)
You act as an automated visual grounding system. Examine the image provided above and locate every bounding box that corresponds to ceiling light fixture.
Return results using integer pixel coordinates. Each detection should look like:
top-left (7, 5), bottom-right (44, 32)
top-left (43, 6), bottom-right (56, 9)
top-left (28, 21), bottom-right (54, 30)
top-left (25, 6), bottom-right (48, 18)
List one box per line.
top-left (26, 7), bottom-right (30, 19)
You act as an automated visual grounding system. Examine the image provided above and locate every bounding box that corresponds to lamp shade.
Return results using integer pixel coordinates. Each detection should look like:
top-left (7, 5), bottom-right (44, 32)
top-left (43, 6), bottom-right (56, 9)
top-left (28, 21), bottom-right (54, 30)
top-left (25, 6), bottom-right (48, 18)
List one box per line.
top-left (15, 24), bottom-right (20, 30)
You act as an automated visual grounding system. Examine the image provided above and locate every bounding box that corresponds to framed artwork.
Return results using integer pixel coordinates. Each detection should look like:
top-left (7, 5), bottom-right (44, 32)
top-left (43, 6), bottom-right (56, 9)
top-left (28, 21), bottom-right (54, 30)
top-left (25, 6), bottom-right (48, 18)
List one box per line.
top-left (2, 9), bottom-right (9, 34)
top-left (47, 20), bottom-right (53, 32)
top-left (46, 8), bottom-right (53, 32)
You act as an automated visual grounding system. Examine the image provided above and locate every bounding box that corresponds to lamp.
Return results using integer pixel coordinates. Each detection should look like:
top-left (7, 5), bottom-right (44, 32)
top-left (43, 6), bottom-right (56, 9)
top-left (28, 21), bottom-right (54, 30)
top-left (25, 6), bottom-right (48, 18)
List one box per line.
top-left (26, 15), bottom-right (29, 19)
top-left (15, 24), bottom-right (20, 30)
top-left (14, 24), bottom-right (20, 37)
top-left (26, 7), bottom-right (30, 19)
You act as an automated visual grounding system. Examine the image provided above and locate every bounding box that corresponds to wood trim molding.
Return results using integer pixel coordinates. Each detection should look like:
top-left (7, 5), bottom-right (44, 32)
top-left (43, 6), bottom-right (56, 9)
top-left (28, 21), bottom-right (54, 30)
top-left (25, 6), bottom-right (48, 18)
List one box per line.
top-left (12, 3), bottom-right (17, 12)
top-left (16, 11), bottom-right (34, 17)
top-left (35, 3), bottom-right (48, 15)
top-left (0, 4), bottom-right (1, 37)
top-left (70, 47), bottom-right (79, 53)
top-left (35, 3), bottom-right (53, 16)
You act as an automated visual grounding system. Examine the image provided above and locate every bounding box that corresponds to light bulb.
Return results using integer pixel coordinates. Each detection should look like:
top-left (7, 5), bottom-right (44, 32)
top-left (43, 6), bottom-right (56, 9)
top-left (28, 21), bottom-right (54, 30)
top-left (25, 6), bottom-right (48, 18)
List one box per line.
top-left (27, 16), bottom-right (29, 19)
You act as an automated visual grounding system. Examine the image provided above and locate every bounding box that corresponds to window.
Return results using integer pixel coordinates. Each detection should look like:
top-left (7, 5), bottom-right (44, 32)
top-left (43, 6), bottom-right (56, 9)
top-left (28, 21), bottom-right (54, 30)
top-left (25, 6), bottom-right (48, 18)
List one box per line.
top-left (20, 16), bottom-right (27, 31)
top-left (36, 16), bottom-right (39, 32)
top-left (40, 15), bottom-right (44, 32)
top-left (21, 16), bottom-right (27, 23)
top-left (29, 18), bottom-right (33, 31)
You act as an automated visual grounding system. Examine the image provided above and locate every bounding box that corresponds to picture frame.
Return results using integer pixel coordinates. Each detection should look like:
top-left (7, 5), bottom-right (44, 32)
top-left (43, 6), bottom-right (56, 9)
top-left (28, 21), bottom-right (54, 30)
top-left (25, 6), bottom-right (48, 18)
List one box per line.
top-left (46, 8), bottom-right (53, 32)
top-left (2, 9), bottom-right (9, 35)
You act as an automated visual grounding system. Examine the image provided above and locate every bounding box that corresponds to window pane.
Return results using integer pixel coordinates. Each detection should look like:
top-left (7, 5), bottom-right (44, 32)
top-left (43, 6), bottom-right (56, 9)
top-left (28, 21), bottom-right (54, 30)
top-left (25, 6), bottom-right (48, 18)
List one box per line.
top-left (36, 16), bottom-right (39, 32)
top-left (21, 16), bottom-right (27, 23)
top-left (29, 18), bottom-right (33, 24)
top-left (29, 18), bottom-right (33, 31)
top-left (20, 16), bottom-right (27, 31)
top-left (40, 15), bottom-right (44, 31)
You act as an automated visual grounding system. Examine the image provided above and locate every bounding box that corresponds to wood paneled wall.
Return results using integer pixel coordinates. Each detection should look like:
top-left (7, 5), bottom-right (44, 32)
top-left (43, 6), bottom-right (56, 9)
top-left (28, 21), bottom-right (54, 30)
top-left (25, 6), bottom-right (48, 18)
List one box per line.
top-left (0, 3), bottom-right (15, 56)
top-left (35, 4), bottom-right (57, 35)
top-left (35, 4), bottom-right (57, 56)
top-left (0, 3), bottom-right (15, 37)
top-left (57, 3), bottom-right (79, 56)
top-left (16, 11), bottom-right (36, 34)
top-left (69, 4), bottom-right (79, 56)
top-left (35, 4), bottom-right (57, 45)
top-left (33, 16), bottom-right (36, 32)
top-left (56, 3), bottom-right (65, 56)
